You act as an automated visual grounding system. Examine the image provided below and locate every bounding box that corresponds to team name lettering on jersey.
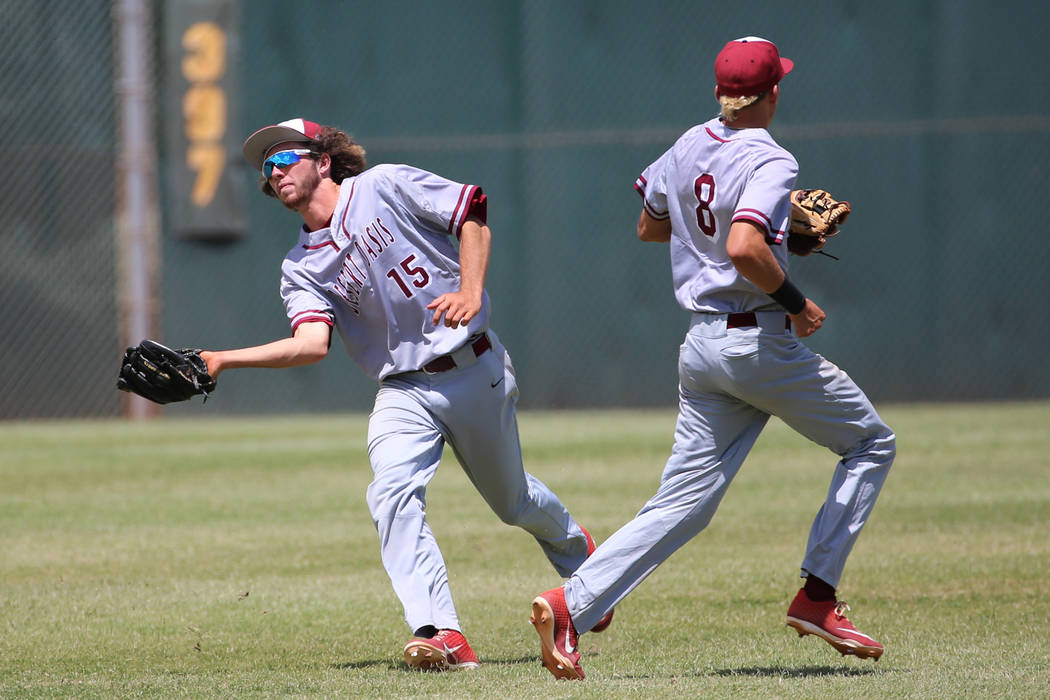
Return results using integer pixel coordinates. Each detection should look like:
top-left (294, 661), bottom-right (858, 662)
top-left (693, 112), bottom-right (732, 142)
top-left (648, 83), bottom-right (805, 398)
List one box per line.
top-left (282, 165), bottom-right (491, 380)
top-left (332, 216), bottom-right (398, 315)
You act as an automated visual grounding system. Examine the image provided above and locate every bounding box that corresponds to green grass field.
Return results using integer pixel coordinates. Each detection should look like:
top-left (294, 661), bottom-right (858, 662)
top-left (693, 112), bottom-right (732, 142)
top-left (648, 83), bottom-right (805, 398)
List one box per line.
top-left (2, 402), bottom-right (1048, 698)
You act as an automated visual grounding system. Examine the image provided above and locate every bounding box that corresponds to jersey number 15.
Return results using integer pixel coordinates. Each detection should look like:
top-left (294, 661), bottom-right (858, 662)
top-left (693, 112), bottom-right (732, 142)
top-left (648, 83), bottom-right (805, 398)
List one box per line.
top-left (386, 254), bottom-right (431, 298)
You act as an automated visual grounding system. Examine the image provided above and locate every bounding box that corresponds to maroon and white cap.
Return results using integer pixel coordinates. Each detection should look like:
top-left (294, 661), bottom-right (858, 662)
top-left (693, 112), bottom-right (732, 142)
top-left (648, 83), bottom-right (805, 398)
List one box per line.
top-left (714, 37), bottom-right (794, 98)
top-left (242, 118), bottom-right (323, 170)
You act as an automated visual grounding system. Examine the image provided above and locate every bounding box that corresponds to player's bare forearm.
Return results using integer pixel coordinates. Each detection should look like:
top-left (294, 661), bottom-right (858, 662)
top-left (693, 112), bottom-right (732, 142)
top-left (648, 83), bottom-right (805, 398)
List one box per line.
top-left (638, 210), bottom-right (672, 242)
top-left (726, 221), bottom-right (786, 291)
top-left (428, 217), bottom-right (489, 328)
top-left (455, 217), bottom-right (490, 300)
top-left (200, 321), bottom-right (331, 378)
top-left (727, 221), bottom-right (825, 337)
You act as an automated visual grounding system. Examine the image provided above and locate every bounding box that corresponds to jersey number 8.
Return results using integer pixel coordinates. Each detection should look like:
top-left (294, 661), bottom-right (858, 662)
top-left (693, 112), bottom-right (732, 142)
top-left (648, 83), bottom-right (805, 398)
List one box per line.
top-left (694, 173), bottom-right (716, 237)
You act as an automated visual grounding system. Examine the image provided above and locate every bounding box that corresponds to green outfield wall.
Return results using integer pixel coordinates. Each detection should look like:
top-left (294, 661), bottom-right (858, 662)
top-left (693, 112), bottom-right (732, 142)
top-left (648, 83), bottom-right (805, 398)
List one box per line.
top-left (2, 1), bottom-right (1047, 416)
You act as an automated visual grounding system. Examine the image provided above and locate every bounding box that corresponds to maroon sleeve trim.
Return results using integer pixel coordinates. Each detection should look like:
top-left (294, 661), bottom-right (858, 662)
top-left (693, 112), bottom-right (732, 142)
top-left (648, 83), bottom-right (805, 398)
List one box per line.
top-left (642, 198), bottom-right (670, 220)
top-left (734, 208), bottom-right (772, 229)
top-left (449, 185), bottom-right (487, 238)
top-left (291, 315), bottom-right (334, 333)
top-left (635, 178), bottom-right (669, 220)
top-left (734, 209), bottom-right (788, 246)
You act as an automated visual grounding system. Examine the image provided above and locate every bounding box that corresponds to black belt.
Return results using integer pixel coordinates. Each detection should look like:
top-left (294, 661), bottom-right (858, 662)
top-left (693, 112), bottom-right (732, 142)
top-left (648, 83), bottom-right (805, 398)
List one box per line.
top-left (727, 312), bottom-right (791, 330)
top-left (421, 334), bottom-right (492, 373)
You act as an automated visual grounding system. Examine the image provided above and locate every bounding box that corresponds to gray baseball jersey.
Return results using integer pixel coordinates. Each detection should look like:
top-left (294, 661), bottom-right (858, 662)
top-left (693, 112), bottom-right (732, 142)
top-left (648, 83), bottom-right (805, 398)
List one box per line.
top-left (635, 116), bottom-right (797, 313)
top-left (280, 163), bottom-right (491, 380)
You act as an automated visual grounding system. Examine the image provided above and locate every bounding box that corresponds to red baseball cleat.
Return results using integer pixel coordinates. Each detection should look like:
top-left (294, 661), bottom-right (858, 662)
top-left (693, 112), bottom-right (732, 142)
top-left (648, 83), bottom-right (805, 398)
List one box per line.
top-left (580, 527), bottom-right (614, 633)
top-left (403, 629), bottom-right (480, 671)
top-left (786, 588), bottom-right (884, 660)
top-left (530, 587), bottom-right (584, 680)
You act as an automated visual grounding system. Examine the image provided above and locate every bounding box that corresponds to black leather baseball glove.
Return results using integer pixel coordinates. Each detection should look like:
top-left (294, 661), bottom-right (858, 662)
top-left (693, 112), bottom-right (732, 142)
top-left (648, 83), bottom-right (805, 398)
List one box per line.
top-left (117, 339), bottom-right (216, 404)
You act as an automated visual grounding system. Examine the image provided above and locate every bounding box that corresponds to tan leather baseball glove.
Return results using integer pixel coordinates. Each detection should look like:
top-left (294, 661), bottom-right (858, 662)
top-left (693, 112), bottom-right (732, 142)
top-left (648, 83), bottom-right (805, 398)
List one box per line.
top-left (787, 188), bottom-right (851, 256)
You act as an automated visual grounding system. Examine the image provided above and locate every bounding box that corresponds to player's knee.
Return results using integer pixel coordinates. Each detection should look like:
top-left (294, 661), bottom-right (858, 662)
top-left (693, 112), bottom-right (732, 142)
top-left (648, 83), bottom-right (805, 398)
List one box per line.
top-left (846, 426), bottom-right (896, 468)
top-left (872, 424), bottom-right (896, 460)
top-left (489, 499), bottom-right (523, 525)
top-left (880, 430), bottom-right (897, 462)
top-left (485, 489), bottom-right (532, 525)
top-left (366, 480), bottom-right (424, 523)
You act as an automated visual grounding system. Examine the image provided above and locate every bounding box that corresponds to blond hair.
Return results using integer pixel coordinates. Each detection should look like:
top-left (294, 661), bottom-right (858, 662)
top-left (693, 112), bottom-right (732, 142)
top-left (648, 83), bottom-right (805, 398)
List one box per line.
top-left (718, 92), bottom-right (766, 122)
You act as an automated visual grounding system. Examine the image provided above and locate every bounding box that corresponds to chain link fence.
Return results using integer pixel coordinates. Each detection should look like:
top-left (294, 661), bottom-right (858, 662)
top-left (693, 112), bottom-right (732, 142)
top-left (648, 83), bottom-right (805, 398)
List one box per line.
top-left (0, 0), bottom-right (119, 418)
top-left (2, 1), bottom-right (1048, 418)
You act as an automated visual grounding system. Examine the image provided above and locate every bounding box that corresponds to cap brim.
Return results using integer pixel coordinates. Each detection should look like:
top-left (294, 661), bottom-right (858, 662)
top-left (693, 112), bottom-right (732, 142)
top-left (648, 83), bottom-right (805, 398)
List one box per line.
top-left (780, 57), bottom-right (794, 78)
top-left (242, 125), bottom-right (315, 170)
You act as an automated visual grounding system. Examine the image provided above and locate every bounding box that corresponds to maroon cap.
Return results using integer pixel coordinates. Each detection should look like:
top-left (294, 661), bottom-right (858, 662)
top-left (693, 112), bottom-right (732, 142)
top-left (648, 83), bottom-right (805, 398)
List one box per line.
top-left (715, 37), bottom-right (794, 98)
top-left (242, 118), bottom-right (323, 170)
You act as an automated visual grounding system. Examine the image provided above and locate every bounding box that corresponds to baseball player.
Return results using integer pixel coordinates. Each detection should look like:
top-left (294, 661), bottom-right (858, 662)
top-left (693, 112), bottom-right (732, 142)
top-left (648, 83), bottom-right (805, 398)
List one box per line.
top-left (529, 37), bottom-right (896, 680)
top-left (199, 118), bottom-right (609, 671)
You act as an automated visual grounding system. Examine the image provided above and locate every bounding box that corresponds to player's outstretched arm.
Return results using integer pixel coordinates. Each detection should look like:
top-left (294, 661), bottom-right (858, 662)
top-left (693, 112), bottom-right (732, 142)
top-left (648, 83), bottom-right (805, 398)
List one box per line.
top-left (200, 321), bottom-right (331, 379)
top-left (428, 216), bottom-right (490, 328)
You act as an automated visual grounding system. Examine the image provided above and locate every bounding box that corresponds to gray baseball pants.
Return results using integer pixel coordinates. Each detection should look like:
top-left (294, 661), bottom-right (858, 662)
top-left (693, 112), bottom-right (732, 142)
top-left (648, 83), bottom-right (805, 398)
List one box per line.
top-left (365, 331), bottom-right (589, 633)
top-left (565, 311), bottom-right (896, 633)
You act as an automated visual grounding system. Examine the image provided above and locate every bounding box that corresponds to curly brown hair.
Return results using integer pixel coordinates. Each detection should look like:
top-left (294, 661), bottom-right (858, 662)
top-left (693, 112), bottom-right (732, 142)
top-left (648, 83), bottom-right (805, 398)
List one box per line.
top-left (259, 125), bottom-right (368, 197)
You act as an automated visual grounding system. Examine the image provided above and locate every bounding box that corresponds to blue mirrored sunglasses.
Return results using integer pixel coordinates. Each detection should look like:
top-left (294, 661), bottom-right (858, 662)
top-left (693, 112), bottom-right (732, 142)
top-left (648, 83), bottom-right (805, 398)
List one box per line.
top-left (263, 148), bottom-right (312, 178)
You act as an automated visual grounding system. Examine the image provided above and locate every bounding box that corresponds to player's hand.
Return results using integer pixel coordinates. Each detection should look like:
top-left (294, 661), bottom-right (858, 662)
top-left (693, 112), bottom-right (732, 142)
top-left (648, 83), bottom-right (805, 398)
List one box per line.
top-left (199, 350), bottom-right (221, 379)
top-left (427, 292), bottom-right (481, 328)
top-left (789, 299), bottom-right (826, 338)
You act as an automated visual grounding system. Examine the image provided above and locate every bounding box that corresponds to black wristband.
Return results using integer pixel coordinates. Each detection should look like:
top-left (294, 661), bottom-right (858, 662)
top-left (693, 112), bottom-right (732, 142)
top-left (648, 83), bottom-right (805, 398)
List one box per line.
top-left (769, 278), bottom-right (806, 315)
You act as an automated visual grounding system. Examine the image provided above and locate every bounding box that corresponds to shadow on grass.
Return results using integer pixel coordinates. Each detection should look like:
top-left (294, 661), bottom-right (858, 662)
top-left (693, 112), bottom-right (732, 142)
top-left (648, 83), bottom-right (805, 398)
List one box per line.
top-left (330, 659), bottom-right (401, 671)
top-left (713, 664), bottom-right (885, 678)
top-left (330, 655), bottom-right (541, 672)
top-left (329, 657), bottom-right (892, 681)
